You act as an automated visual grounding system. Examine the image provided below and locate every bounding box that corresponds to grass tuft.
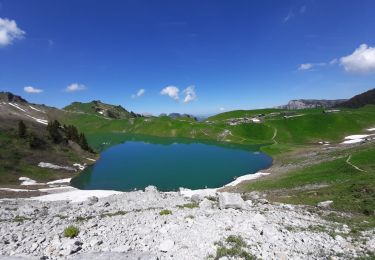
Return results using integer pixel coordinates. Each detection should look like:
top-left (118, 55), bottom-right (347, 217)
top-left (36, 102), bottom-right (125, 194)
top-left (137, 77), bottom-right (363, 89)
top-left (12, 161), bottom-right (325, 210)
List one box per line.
top-left (159, 209), bottom-right (172, 215)
top-left (63, 225), bottom-right (79, 238)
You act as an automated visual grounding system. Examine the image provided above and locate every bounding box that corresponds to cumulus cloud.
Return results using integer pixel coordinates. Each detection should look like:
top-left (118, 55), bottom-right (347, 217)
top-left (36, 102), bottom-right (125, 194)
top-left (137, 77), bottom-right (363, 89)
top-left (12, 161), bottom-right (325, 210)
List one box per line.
top-left (64, 83), bottom-right (87, 92)
top-left (132, 88), bottom-right (145, 98)
top-left (219, 107), bottom-right (225, 112)
top-left (340, 44), bottom-right (375, 74)
top-left (0, 17), bottom-right (25, 47)
top-left (24, 86), bottom-right (43, 94)
top-left (182, 86), bottom-right (197, 103)
top-left (160, 86), bottom-right (179, 101)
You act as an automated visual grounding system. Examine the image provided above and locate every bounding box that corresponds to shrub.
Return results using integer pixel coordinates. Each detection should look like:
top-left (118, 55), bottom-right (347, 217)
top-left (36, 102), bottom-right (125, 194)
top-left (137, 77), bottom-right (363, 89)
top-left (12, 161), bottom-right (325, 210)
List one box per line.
top-left (159, 209), bottom-right (172, 215)
top-left (28, 133), bottom-right (47, 149)
top-left (177, 202), bottom-right (199, 209)
top-left (63, 225), bottom-right (79, 238)
top-left (18, 120), bottom-right (27, 138)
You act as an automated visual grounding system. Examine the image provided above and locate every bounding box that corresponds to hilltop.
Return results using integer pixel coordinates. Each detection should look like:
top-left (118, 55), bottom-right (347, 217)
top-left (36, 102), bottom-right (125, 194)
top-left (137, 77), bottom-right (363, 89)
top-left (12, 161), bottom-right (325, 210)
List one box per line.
top-left (64, 100), bottom-right (142, 119)
top-left (338, 88), bottom-right (375, 108)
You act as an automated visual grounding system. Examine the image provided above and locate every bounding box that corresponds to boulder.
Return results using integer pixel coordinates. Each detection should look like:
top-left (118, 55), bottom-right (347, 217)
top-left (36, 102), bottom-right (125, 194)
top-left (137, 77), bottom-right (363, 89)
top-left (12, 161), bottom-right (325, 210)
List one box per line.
top-left (158, 239), bottom-right (174, 252)
top-left (145, 186), bottom-right (158, 193)
top-left (317, 200), bottom-right (333, 209)
top-left (218, 192), bottom-right (245, 209)
top-left (87, 196), bottom-right (99, 205)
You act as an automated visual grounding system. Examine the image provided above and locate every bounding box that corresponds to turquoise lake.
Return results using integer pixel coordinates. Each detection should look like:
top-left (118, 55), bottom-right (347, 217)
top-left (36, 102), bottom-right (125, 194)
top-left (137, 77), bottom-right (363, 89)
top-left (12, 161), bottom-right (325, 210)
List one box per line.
top-left (71, 136), bottom-right (272, 191)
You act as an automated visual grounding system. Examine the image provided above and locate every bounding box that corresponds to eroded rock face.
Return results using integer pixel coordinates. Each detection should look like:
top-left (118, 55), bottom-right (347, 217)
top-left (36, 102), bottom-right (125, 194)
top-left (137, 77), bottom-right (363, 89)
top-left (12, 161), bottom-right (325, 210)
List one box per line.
top-left (218, 192), bottom-right (245, 209)
top-left (0, 190), bottom-right (373, 260)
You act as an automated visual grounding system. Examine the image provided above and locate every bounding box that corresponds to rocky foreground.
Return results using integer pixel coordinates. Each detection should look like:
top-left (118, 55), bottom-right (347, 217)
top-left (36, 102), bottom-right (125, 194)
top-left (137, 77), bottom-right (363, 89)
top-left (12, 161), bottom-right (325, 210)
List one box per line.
top-left (0, 187), bottom-right (374, 260)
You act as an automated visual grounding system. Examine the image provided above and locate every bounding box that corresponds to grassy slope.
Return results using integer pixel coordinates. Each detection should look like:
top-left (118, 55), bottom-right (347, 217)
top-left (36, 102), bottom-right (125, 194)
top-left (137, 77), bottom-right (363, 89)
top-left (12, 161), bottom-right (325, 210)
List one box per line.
top-left (240, 144), bottom-right (375, 230)
top-left (62, 105), bottom-right (375, 152)
top-left (0, 130), bottom-right (84, 184)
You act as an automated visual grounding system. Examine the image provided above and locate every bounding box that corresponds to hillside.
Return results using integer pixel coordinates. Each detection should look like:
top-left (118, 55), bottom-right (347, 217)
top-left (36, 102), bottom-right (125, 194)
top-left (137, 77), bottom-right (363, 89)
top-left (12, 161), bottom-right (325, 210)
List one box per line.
top-left (338, 88), bottom-right (375, 108)
top-left (0, 92), bottom-right (96, 185)
top-left (64, 100), bottom-right (140, 119)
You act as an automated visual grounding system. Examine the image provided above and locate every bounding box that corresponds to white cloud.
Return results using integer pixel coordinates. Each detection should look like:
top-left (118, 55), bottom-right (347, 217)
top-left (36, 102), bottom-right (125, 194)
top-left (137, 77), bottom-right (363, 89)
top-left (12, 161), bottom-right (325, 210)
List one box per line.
top-left (64, 83), bottom-right (87, 92)
top-left (0, 17), bottom-right (25, 47)
top-left (182, 86), bottom-right (197, 103)
top-left (283, 11), bottom-right (294, 23)
top-left (340, 44), bottom-right (375, 74)
top-left (24, 86), bottom-right (43, 94)
top-left (329, 58), bottom-right (338, 65)
top-left (298, 62), bottom-right (328, 71)
top-left (160, 86), bottom-right (179, 100)
top-left (298, 63), bottom-right (313, 71)
top-left (219, 107), bottom-right (225, 112)
top-left (132, 88), bottom-right (145, 98)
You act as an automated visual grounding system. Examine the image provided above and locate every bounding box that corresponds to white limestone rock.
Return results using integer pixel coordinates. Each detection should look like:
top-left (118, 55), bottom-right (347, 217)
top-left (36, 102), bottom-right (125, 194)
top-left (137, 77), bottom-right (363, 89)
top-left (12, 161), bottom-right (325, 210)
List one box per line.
top-left (218, 192), bottom-right (245, 209)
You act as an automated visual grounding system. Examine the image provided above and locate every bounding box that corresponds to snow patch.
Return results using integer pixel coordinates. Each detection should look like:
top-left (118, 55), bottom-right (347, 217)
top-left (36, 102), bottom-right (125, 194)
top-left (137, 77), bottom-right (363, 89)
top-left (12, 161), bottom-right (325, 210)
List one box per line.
top-left (29, 105), bottom-right (45, 113)
top-left (46, 178), bottom-right (72, 185)
top-left (19, 177), bottom-right (44, 186)
top-left (367, 128), bottom-right (375, 131)
top-left (38, 162), bottom-right (76, 171)
top-left (25, 114), bottom-right (48, 125)
top-left (8, 102), bottom-right (27, 112)
top-left (344, 134), bottom-right (370, 140)
top-left (73, 163), bottom-right (86, 171)
top-left (86, 158), bottom-right (96, 162)
top-left (0, 188), bottom-right (34, 192)
top-left (225, 172), bottom-right (271, 187)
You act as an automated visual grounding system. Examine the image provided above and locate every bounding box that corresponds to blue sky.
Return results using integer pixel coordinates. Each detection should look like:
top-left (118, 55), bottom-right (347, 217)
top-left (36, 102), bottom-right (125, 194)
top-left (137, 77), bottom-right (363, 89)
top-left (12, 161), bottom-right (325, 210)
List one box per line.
top-left (1, 0), bottom-right (375, 115)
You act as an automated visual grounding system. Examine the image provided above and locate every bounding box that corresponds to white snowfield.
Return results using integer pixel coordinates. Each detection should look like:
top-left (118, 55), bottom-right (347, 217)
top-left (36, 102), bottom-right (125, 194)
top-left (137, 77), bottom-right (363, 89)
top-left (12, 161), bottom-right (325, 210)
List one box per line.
top-left (341, 134), bottom-right (374, 144)
top-left (367, 127), bottom-right (375, 131)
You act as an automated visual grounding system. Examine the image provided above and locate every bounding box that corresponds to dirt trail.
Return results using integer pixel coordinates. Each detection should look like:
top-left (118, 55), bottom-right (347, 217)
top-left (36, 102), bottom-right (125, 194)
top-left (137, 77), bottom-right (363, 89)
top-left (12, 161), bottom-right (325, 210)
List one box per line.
top-left (272, 127), bottom-right (278, 144)
top-left (346, 154), bottom-right (366, 172)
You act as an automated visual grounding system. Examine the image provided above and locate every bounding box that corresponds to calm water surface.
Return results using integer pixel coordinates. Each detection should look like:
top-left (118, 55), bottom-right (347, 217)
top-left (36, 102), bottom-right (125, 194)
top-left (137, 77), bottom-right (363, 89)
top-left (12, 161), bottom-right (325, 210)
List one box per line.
top-left (71, 136), bottom-right (272, 191)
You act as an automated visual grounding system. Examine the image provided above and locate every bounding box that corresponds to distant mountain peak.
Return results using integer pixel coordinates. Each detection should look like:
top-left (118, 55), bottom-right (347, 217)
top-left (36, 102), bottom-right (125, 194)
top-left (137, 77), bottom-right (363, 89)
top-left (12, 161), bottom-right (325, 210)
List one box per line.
top-left (277, 99), bottom-right (347, 110)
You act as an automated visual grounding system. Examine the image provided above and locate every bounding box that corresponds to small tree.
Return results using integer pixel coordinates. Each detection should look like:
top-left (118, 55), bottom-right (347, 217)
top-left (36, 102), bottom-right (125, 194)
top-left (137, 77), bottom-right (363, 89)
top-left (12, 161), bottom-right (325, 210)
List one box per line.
top-left (47, 120), bottom-right (63, 143)
top-left (18, 120), bottom-right (27, 138)
top-left (79, 133), bottom-right (89, 151)
top-left (28, 133), bottom-right (46, 149)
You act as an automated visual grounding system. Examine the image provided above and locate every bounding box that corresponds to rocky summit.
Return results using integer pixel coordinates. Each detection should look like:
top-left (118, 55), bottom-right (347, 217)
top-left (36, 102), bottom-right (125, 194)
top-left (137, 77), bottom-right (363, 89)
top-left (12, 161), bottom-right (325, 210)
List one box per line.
top-left (0, 188), bottom-right (373, 260)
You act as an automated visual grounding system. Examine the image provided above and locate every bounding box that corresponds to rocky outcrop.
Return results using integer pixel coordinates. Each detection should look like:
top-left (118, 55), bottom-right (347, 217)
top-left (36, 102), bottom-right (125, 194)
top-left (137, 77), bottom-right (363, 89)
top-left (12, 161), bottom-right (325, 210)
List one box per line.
top-left (218, 192), bottom-right (245, 209)
top-left (0, 188), bottom-right (373, 259)
top-left (277, 99), bottom-right (347, 110)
